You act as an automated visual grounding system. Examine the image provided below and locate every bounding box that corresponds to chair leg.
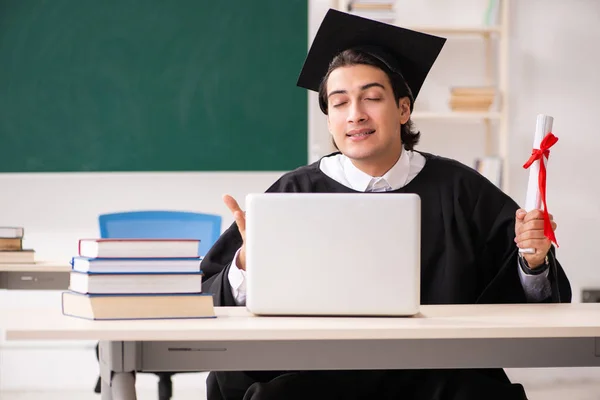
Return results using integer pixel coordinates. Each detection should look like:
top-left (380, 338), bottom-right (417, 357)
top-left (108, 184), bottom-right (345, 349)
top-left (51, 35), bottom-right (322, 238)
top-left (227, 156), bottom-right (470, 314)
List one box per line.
top-left (94, 342), bottom-right (101, 393)
top-left (157, 373), bottom-right (173, 400)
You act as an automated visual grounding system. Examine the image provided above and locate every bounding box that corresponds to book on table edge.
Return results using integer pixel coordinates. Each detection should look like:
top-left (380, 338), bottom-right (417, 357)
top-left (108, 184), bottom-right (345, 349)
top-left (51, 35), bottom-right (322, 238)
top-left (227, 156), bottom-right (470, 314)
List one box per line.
top-left (61, 291), bottom-right (215, 320)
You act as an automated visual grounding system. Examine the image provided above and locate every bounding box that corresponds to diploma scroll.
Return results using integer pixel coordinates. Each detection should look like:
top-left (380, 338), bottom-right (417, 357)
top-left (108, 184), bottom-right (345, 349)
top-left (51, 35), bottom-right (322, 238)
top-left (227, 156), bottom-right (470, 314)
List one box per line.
top-left (520, 114), bottom-right (554, 254)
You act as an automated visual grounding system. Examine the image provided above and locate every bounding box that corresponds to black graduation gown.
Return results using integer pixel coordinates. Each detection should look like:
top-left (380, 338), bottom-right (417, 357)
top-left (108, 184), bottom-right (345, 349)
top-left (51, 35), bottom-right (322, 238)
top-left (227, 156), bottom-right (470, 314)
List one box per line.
top-left (200, 151), bottom-right (572, 400)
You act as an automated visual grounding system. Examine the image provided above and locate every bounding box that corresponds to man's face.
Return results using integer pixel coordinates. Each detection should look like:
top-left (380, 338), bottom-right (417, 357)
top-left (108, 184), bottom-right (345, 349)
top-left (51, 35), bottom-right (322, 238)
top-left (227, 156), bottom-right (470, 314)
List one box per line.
top-left (326, 64), bottom-right (409, 171)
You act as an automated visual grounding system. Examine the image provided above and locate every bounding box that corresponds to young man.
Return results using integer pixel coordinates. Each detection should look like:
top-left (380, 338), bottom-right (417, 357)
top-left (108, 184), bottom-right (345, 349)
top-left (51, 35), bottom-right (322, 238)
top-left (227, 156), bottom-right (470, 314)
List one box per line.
top-left (200, 9), bottom-right (571, 400)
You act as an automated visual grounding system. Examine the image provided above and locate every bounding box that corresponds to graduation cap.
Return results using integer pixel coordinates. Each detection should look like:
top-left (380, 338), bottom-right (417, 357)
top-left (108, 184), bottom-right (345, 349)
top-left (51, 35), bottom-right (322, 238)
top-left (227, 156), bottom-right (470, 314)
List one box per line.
top-left (296, 9), bottom-right (447, 103)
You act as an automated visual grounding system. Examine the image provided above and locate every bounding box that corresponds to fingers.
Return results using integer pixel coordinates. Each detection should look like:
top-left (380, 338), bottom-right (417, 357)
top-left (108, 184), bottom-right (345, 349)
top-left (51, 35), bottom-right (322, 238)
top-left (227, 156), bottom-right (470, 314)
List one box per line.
top-left (515, 229), bottom-right (548, 243)
top-left (223, 194), bottom-right (246, 239)
top-left (520, 209), bottom-right (553, 224)
top-left (223, 194), bottom-right (243, 214)
top-left (515, 208), bottom-right (557, 254)
top-left (515, 219), bottom-right (557, 235)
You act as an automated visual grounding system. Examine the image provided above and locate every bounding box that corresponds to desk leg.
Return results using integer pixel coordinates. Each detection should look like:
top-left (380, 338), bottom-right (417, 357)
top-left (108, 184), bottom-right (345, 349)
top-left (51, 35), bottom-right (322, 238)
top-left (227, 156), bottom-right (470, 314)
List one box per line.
top-left (101, 378), bottom-right (112, 400)
top-left (99, 341), bottom-right (139, 400)
top-left (101, 372), bottom-right (136, 400)
top-left (0, 272), bottom-right (7, 289)
top-left (111, 372), bottom-right (137, 400)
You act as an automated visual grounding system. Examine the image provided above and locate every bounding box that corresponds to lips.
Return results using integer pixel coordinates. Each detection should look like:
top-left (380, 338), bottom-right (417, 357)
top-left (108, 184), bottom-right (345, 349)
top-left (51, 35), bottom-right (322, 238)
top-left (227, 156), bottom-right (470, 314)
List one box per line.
top-left (346, 129), bottom-right (375, 138)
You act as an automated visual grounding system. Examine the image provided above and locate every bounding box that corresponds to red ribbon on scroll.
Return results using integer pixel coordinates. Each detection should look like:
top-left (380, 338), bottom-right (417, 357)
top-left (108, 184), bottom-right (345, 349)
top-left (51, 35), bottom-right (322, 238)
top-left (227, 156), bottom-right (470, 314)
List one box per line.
top-left (522, 132), bottom-right (559, 247)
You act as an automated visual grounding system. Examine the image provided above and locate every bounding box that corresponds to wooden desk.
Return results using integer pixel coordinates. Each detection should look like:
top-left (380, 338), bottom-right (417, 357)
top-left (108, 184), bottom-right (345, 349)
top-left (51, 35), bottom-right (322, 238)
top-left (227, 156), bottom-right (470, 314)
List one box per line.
top-left (3, 303), bottom-right (600, 400)
top-left (0, 262), bottom-right (70, 290)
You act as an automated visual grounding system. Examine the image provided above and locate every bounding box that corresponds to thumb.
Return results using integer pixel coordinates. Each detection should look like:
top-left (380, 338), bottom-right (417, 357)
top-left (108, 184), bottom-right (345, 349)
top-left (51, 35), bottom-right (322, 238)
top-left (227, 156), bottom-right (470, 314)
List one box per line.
top-left (223, 194), bottom-right (242, 214)
top-left (515, 208), bottom-right (527, 221)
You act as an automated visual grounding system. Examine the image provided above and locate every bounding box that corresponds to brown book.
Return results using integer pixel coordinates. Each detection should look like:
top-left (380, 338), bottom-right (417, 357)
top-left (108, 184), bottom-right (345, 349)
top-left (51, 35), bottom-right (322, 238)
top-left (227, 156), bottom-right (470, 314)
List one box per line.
top-left (450, 101), bottom-right (493, 110)
top-left (449, 95), bottom-right (494, 111)
top-left (450, 87), bottom-right (496, 97)
top-left (0, 249), bottom-right (35, 263)
top-left (351, 3), bottom-right (394, 11)
top-left (450, 97), bottom-right (493, 105)
top-left (450, 105), bottom-right (492, 112)
top-left (62, 292), bottom-right (215, 320)
top-left (0, 237), bottom-right (23, 251)
top-left (450, 93), bottom-right (495, 102)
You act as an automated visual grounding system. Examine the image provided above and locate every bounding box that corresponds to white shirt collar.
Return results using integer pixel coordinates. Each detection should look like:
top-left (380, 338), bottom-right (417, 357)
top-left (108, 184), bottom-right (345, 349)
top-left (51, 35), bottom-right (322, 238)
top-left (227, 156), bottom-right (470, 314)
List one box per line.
top-left (319, 147), bottom-right (426, 192)
top-left (342, 147), bottom-right (411, 192)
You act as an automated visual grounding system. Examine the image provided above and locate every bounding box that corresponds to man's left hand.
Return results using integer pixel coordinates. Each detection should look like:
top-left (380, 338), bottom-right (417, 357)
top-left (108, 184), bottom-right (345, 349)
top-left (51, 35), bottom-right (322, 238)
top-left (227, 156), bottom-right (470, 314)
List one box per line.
top-left (515, 209), bottom-right (557, 269)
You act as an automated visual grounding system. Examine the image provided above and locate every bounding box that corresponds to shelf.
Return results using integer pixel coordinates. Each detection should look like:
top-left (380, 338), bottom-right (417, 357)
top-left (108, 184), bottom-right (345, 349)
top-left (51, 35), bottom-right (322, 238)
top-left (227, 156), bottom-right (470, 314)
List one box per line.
top-left (411, 111), bottom-right (501, 120)
top-left (400, 26), bottom-right (501, 35)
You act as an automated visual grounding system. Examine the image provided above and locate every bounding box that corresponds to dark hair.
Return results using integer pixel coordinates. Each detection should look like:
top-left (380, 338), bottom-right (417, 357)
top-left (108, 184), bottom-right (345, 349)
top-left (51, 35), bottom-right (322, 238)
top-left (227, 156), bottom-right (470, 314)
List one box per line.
top-left (317, 49), bottom-right (421, 151)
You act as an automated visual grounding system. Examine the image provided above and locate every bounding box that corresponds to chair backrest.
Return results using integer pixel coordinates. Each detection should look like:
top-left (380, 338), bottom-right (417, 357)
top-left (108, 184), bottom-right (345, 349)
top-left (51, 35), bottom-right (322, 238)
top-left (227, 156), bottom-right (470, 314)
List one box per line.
top-left (98, 210), bottom-right (222, 257)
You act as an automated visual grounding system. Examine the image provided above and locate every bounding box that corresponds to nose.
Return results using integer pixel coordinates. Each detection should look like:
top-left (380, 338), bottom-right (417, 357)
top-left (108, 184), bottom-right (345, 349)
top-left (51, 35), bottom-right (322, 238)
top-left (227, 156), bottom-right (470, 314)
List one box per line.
top-left (346, 101), bottom-right (368, 124)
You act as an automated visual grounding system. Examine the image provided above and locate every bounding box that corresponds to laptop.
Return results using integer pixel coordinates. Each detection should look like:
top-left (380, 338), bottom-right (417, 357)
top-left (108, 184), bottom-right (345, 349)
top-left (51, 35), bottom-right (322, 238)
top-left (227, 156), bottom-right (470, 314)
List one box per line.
top-left (244, 192), bottom-right (421, 316)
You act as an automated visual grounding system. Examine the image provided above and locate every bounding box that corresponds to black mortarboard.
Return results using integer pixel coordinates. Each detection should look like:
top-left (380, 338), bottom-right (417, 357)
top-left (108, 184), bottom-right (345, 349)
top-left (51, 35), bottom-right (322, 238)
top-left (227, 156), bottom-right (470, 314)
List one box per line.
top-left (296, 9), bottom-right (446, 102)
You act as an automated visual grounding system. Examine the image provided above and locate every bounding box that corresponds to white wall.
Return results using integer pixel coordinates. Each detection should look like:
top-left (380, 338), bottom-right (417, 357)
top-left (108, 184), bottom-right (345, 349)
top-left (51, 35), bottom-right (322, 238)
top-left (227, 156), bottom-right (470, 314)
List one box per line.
top-left (1, 0), bottom-right (600, 393)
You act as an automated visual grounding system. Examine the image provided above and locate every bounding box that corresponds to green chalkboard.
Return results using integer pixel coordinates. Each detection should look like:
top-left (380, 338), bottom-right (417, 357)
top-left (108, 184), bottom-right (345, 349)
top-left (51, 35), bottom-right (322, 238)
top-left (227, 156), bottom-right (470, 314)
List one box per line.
top-left (0, 0), bottom-right (308, 172)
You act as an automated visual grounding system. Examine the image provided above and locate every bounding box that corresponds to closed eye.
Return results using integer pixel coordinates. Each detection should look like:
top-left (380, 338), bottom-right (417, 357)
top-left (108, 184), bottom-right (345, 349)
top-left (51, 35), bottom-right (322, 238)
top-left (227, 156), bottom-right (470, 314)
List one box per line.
top-left (332, 101), bottom-right (347, 108)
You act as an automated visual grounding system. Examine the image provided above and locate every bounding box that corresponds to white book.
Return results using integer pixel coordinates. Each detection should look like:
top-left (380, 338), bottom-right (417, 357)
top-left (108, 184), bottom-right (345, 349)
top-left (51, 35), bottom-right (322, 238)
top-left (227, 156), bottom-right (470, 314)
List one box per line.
top-left (78, 238), bottom-right (201, 258)
top-left (72, 256), bottom-right (202, 274)
top-left (69, 271), bottom-right (203, 294)
top-left (0, 227), bottom-right (24, 238)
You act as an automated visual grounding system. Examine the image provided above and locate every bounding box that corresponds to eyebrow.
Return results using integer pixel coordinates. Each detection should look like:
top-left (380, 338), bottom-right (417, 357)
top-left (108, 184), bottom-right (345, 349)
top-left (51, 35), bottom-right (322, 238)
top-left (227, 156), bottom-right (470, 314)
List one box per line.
top-left (327, 82), bottom-right (386, 98)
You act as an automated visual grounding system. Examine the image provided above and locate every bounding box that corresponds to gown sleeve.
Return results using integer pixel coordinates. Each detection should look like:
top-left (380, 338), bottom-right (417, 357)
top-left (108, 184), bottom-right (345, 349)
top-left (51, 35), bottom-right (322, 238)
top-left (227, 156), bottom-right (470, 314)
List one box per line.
top-left (471, 181), bottom-right (571, 304)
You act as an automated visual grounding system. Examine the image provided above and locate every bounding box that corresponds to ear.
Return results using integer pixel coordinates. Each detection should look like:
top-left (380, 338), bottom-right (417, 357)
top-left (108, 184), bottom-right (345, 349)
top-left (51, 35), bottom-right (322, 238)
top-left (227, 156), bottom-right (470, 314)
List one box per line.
top-left (398, 97), bottom-right (411, 125)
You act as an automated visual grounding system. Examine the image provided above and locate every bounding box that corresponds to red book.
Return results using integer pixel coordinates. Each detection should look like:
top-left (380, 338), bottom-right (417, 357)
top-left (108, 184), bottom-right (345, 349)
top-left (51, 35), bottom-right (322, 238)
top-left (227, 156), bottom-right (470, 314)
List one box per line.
top-left (78, 239), bottom-right (201, 258)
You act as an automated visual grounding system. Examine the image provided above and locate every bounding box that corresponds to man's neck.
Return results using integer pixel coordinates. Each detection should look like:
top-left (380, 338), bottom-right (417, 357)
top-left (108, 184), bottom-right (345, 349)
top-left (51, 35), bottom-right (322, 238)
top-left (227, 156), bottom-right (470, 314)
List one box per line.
top-left (350, 150), bottom-right (402, 177)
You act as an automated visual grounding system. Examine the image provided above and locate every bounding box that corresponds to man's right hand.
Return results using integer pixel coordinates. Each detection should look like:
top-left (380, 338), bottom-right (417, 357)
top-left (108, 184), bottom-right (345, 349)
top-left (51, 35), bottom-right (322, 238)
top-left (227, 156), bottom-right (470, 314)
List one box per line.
top-left (223, 194), bottom-right (246, 271)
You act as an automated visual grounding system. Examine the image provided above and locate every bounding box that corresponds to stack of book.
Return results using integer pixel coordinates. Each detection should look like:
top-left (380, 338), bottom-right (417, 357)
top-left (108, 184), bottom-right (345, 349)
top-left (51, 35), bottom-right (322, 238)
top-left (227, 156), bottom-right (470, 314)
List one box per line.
top-left (61, 238), bottom-right (215, 320)
top-left (449, 87), bottom-right (496, 112)
top-left (0, 226), bottom-right (35, 263)
top-left (347, 1), bottom-right (396, 24)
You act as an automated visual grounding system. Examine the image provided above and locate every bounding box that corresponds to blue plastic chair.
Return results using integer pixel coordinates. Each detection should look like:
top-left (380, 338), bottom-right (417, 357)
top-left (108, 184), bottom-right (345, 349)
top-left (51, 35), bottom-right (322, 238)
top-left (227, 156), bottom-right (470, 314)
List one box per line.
top-left (98, 210), bottom-right (222, 257)
top-left (94, 210), bottom-right (222, 400)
